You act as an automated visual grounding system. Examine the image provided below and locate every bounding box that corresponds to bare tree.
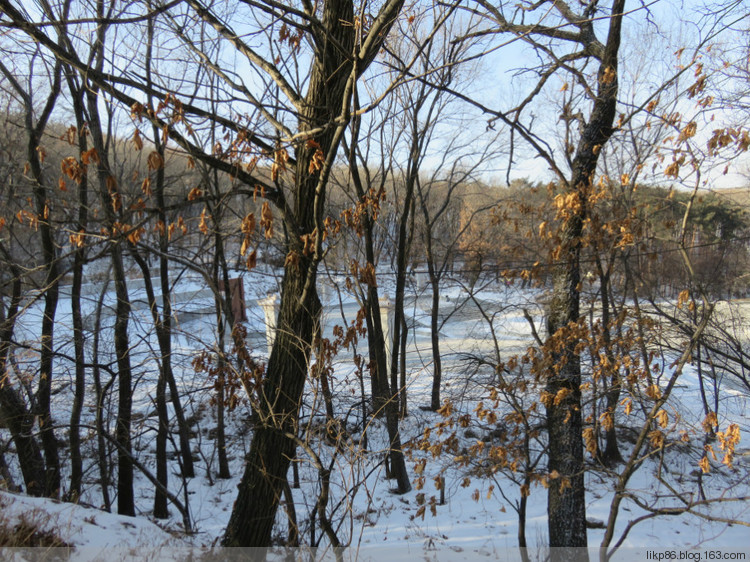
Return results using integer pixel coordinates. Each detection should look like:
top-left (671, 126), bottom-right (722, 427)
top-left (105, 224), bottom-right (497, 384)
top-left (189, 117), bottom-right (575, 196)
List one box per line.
top-left (0, 34), bottom-right (64, 498)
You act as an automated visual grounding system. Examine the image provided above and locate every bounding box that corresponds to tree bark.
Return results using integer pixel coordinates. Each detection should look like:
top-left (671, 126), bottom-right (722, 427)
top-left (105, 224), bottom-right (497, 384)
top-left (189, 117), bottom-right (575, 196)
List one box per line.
top-left (223, 267), bottom-right (322, 546)
top-left (66, 76), bottom-right (89, 502)
top-left (428, 266), bottom-right (443, 411)
top-left (222, 0), bottom-right (408, 545)
top-left (213, 229), bottom-right (233, 480)
top-left (223, 0), bottom-right (355, 546)
top-left (92, 275), bottom-right (113, 512)
top-left (87, 99), bottom-right (136, 517)
top-left (0, 50), bottom-right (64, 499)
top-left (544, 0), bottom-right (626, 551)
top-left (29, 103), bottom-right (62, 500)
top-left (0, 258), bottom-right (46, 496)
top-left (597, 258), bottom-right (622, 466)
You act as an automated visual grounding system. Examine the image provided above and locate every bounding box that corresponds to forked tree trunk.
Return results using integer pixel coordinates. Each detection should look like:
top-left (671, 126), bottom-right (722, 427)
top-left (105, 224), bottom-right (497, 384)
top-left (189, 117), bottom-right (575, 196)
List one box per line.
top-left (87, 102), bottom-right (136, 517)
top-left (222, 0), bottom-right (354, 546)
top-left (544, 0), bottom-right (625, 552)
top-left (30, 118), bottom-right (62, 500)
top-left (145, 7), bottom-right (195, 482)
top-left (128, 252), bottom-right (170, 518)
top-left (390, 173), bottom-right (413, 416)
top-left (222, 0), bottom-right (407, 545)
top-left (344, 121), bottom-right (390, 410)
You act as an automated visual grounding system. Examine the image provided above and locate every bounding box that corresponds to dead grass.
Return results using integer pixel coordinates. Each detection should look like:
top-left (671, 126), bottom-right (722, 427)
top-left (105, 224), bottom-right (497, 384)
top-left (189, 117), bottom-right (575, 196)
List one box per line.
top-left (0, 496), bottom-right (71, 548)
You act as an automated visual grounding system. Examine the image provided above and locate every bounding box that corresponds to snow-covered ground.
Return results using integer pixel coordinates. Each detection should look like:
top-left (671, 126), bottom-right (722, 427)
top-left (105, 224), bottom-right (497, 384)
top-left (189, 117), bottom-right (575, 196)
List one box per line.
top-left (1, 268), bottom-right (748, 560)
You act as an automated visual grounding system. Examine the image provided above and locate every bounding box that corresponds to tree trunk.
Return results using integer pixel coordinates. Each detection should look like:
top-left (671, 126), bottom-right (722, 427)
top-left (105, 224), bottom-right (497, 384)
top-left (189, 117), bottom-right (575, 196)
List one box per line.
top-left (31, 138), bottom-right (62, 500)
top-left (597, 260), bottom-right (622, 466)
top-left (129, 251), bottom-right (170, 518)
top-left (111, 247), bottom-right (135, 517)
top-left (390, 176), bottom-right (413, 415)
top-left (0, 48), bottom-right (64, 500)
top-left (544, 0), bottom-right (625, 551)
top-left (66, 80), bottom-right (89, 502)
top-left (0, 262), bottom-right (46, 496)
top-left (87, 105), bottom-right (136, 516)
top-left (78, 4), bottom-right (135, 517)
top-left (223, 267), bottom-right (322, 546)
top-left (545, 231), bottom-right (588, 549)
top-left (92, 275), bottom-right (113, 512)
top-left (145, 6), bottom-right (195, 481)
top-left (365, 281), bottom-right (390, 411)
top-left (428, 272), bottom-right (442, 411)
top-left (9, 58), bottom-right (65, 499)
top-left (223, 0), bottom-right (355, 546)
top-left (222, 0), bottom-right (407, 545)
top-left (214, 231), bottom-right (232, 480)
top-left (346, 92), bottom-right (410, 491)
top-left (344, 123), bottom-right (390, 410)
top-left (153, 344), bottom-right (170, 519)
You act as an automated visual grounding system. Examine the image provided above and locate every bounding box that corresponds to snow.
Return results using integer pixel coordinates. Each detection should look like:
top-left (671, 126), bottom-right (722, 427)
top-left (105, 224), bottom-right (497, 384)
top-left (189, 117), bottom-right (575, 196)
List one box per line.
top-left (0, 488), bottom-right (179, 550)
top-left (1, 268), bottom-right (749, 560)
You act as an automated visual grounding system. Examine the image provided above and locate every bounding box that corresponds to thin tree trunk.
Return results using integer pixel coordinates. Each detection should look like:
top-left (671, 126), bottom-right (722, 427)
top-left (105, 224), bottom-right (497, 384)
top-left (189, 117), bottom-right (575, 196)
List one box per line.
top-left (428, 273), bottom-right (442, 411)
top-left (0, 258), bottom-right (46, 496)
top-left (67, 82), bottom-right (89, 502)
top-left (282, 479), bottom-right (299, 546)
top-left (164, 355), bottom-right (195, 478)
top-left (145, 4), bottom-right (195, 481)
top-left (92, 275), bottom-right (113, 512)
top-left (129, 250), bottom-right (170, 518)
top-left (87, 107), bottom-right (135, 517)
top-left (598, 260), bottom-right (622, 465)
top-left (77, 0), bottom-right (135, 517)
top-left (344, 113), bottom-right (391, 410)
top-left (399, 313), bottom-right (408, 418)
top-left (33, 173), bottom-right (62, 498)
top-left (213, 230), bottom-right (232, 480)
top-left (390, 178), bottom-right (413, 415)
top-left (345, 96), bottom-right (410, 489)
top-left (1, 53), bottom-right (65, 498)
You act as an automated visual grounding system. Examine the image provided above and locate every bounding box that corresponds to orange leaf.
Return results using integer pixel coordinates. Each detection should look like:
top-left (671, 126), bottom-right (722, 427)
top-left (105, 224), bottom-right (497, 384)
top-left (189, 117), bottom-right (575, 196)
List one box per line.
top-left (141, 177), bottom-right (152, 197)
top-left (241, 213), bottom-right (256, 234)
top-left (245, 249), bottom-right (257, 270)
top-left (261, 201), bottom-right (273, 239)
top-left (199, 207), bottom-right (209, 235)
top-left (147, 151), bottom-right (164, 171)
top-left (81, 147), bottom-right (99, 165)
